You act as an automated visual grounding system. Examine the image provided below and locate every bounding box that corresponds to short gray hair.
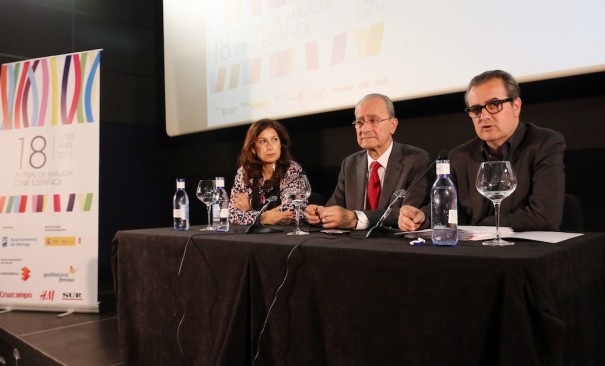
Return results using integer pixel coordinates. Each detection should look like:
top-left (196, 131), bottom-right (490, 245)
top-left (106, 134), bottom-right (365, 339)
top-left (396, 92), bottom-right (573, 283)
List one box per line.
top-left (355, 93), bottom-right (395, 117)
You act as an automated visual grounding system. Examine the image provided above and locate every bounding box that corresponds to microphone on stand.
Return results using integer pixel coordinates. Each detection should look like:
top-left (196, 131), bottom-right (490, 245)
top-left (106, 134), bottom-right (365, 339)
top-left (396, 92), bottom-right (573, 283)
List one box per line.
top-left (365, 150), bottom-right (447, 238)
top-left (365, 189), bottom-right (407, 238)
top-left (245, 196), bottom-right (283, 234)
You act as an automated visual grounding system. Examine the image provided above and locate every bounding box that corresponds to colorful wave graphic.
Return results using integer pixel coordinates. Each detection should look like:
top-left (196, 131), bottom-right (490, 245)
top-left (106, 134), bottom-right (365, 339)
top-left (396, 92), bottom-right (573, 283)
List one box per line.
top-left (0, 193), bottom-right (94, 213)
top-left (0, 50), bottom-right (101, 130)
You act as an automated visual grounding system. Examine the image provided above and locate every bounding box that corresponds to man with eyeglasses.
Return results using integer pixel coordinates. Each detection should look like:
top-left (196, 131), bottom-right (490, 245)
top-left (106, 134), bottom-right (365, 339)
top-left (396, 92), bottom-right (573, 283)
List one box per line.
top-left (305, 93), bottom-right (431, 230)
top-left (398, 70), bottom-right (566, 232)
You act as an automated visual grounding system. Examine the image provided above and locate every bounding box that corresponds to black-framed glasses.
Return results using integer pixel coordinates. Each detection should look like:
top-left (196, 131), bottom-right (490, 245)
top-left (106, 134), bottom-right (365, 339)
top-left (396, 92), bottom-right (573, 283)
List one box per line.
top-left (352, 117), bottom-right (391, 129)
top-left (465, 98), bottom-right (514, 119)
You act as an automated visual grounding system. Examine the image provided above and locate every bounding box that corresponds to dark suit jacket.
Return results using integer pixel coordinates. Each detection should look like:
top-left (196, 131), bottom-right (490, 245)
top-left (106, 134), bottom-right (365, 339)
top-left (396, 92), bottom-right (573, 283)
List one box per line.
top-left (449, 122), bottom-right (565, 231)
top-left (327, 141), bottom-right (431, 227)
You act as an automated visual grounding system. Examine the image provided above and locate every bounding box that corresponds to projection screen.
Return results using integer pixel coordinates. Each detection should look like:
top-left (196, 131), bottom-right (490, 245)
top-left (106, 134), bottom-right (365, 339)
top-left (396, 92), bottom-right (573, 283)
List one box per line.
top-left (164, 0), bottom-right (605, 136)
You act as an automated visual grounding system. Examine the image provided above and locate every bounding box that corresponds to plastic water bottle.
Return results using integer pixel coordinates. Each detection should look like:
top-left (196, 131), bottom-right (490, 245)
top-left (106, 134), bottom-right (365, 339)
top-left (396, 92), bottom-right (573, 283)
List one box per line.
top-left (431, 160), bottom-right (458, 246)
top-left (173, 178), bottom-right (190, 231)
top-left (212, 177), bottom-right (230, 232)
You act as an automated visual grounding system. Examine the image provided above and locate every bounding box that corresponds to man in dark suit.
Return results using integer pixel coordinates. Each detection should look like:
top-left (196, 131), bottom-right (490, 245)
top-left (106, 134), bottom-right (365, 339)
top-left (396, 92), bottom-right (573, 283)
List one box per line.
top-left (398, 70), bottom-right (565, 231)
top-left (305, 93), bottom-right (431, 229)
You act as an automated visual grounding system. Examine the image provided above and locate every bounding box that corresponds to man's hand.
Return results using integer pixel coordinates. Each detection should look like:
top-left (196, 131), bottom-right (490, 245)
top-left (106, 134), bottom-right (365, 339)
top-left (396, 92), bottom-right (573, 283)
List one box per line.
top-left (317, 206), bottom-right (357, 229)
top-left (398, 205), bottom-right (425, 231)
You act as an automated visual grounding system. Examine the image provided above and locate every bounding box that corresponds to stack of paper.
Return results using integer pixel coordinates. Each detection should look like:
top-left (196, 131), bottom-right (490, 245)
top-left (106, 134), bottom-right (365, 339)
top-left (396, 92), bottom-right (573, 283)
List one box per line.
top-left (400, 226), bottom-right (583, 243)
top-left (403, 226), bottom-right (513, 241)
top-left (457, 226), bottom-right (514, 241)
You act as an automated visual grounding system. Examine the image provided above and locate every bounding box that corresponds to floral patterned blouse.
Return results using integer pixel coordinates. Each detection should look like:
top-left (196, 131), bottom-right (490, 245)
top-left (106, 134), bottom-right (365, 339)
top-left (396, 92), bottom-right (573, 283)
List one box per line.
top-left (228, 161), bottom-right (309, 225)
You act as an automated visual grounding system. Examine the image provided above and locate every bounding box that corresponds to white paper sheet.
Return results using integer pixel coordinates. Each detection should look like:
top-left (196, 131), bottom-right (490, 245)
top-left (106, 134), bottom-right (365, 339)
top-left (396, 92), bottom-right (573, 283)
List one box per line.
top-left (399, 226), bottom-right (584, 243)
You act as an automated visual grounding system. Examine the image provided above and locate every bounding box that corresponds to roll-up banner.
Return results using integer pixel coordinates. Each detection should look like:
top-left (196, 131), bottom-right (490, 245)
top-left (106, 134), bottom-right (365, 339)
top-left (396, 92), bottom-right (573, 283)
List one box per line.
top-left (0, 50), bottom-right (101, 314)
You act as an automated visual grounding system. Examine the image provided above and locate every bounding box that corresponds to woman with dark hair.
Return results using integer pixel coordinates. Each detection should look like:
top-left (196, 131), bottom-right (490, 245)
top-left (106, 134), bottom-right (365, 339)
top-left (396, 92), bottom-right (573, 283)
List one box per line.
top-left (229, 118), bottom-right (307, 225)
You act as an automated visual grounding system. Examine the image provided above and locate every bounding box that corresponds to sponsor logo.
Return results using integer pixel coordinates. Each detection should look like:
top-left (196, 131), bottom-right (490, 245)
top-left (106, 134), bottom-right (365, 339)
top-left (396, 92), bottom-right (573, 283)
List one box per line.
top-left (62, 292), bottom-right (83, 301)
top-left (21, 267), bottom-right (30, 281)
top-left (0, 237), bottom-right (34, 247)
top-left (45, 236), bottom-right (76, 246)
top-left (0, 271), bottom-right (19, 276)
top-left (0, 258), bottom-right (22, 265)
top-left (43, 266), bottom-right (77, 283)
top-left (0, 291), bottom-right (32, 299)
top-left (39, 290), bottom-right (55, 301)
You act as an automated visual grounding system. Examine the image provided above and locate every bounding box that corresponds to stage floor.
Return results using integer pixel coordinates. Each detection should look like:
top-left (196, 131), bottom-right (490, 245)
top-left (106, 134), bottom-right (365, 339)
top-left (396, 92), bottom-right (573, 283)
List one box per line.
top-left (0, 307), bottom-right (122, 365)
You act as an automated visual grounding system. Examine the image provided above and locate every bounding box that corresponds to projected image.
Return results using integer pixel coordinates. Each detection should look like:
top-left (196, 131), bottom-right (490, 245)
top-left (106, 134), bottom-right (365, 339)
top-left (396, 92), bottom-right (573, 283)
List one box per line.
top-left (164, 0), bottom-right (605, 135)
top-left (205, 0), bottom-right (392, 127)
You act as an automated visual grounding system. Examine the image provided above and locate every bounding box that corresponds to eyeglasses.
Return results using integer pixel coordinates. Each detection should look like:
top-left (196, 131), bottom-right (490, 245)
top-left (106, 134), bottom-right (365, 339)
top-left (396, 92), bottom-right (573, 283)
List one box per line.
top-left (352, 117), bottom-right (391, 129)
top-left (465, 98), bottom-right (514, 119)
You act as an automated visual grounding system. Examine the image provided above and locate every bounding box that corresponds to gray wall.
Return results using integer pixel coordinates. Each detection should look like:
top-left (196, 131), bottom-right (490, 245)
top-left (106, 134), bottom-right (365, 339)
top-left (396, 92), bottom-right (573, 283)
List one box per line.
top-left (1, 0), bottom-right (604, 294)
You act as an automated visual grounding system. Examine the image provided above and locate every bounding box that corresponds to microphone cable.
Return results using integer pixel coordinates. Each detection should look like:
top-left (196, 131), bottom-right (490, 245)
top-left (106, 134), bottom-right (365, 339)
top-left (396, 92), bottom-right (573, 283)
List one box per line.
top-left (251, 234), bottom-right (344, 366)
top-left (176, 233), bottom-right (219, 363)
top-left (174, 228), bottom-right (264, 361)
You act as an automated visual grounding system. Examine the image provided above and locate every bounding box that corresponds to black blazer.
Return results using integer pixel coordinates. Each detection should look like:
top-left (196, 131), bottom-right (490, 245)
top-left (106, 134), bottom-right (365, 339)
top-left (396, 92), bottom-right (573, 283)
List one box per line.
top-left (327, 141), bottom-right (431, 227)
top-left (449, 122), bottom-right (566, 231)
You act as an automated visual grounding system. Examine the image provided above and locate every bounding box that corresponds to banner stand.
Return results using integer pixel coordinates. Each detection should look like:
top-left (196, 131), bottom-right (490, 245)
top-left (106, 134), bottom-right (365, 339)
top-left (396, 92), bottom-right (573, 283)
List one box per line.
top-left (0, 49), bottom-right (102, 314)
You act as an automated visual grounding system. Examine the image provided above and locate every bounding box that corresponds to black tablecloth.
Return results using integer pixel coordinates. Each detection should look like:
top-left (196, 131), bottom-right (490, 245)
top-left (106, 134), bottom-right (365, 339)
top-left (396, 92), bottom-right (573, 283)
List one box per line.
top-left (112, 226), bottom-right (605, 366)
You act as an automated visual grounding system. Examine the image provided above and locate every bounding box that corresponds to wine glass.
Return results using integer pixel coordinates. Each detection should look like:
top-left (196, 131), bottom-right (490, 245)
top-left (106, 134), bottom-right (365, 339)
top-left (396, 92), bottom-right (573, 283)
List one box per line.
top-left (196, 179), bottom-right (216, 231)
top-left (475, 161), bottom-right (518, 246)
top-left (284, 174), bottom-right (312, 235)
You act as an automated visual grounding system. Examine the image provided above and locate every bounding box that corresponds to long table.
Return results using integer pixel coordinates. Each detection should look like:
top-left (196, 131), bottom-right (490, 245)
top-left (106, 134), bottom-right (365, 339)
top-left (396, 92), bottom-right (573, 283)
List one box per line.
top-left (112, 226), bottom-right (605, 365)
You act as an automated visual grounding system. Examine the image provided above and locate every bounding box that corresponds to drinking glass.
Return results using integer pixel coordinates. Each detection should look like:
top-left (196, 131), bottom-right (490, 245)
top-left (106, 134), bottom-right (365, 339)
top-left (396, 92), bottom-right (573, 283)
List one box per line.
top-left (475, 161), bottom-right (518, 246)
top-left (284, 174), bottom-right (311, 235)
top-left (196, 179), bottom-right (216, 231)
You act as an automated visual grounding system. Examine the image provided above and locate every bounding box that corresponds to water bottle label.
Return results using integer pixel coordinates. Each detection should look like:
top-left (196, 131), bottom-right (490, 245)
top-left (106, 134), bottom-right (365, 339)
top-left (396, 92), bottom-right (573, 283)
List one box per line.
top-left (212, 204), bottom-right (220, 226)
top-left (436, 162), bottom-right (450, 175)
top-left (173, 208), bottom-right (186, 219)
top-left (220, 208), bottom-right (229, 218)
top-left (448, 209), bottom-right (458, 224)
top-left (176, 181), bottom-right (185, 189)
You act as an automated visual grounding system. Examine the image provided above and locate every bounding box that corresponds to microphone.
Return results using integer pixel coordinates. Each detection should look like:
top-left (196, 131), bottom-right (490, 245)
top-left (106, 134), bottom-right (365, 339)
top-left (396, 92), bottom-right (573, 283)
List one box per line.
top-left (365, 150), bottom-right (447, 238)
top-left (245, 196), bottom-right (283, 234)
top-left (365, 189), bottom-right (407, 238)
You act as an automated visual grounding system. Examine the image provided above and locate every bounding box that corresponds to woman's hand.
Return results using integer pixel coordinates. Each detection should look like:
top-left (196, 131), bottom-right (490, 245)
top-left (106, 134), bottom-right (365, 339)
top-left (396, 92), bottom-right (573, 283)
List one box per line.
top-left (232, 192), bottom-right (251, 212)
top-left (304, 204), bottom-right (324, 225)
top-left (260, 206), bottom-right (294, 225)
